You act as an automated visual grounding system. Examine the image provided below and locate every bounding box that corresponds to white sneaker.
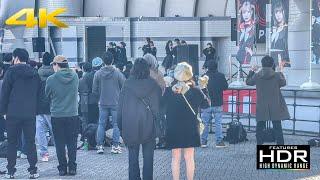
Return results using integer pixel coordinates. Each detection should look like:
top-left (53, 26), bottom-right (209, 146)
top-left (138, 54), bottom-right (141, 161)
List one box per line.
top-left (16, 151), bottom-right (21, 158)
top-left (5, 173), bottom-right (14, 179)
top-left (20, 153), bottom-right (27, 159)
top-left (41, 153), bottom-right (49, 162)
top-left (111, 145), bottom-right (122, 154)
top-left (29, 173), bottom-right (40, 179)
top-left (116, 146), bottom-right (122, 154)
top-left (96, 145), bottom-right (104, 154)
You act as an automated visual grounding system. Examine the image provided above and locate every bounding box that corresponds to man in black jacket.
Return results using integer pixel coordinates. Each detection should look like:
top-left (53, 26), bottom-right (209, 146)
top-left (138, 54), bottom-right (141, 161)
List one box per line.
top-left (36, 52), bottom-right (55, 162)
top-left (0, 48), bottom-right (40, 179)
top-left (79, 62), bottom-right (99, 130)
top-left (201, 60), bottom-right (228, 148)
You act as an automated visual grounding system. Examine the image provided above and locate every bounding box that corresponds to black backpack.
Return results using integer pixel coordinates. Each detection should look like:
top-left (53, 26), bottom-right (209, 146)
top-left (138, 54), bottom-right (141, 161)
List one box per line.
top-left (82, 124), bottom-right (98, 148)
top-left (0, 140), bottom-right (8, 158)
top-left (224, 121), bottom-right (248, 144)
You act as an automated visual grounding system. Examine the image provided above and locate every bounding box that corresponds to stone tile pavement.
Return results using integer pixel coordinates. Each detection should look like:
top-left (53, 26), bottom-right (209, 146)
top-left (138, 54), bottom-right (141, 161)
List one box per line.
top-left (0, 133), bottom-right (319, 180)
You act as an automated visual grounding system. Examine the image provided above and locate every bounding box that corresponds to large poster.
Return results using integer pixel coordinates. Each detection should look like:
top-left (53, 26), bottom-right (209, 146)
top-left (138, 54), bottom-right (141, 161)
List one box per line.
top-left (256, 0), bottom-right (268, 43)
top-left (236, 0), bottom-right (256, 65)
top-left (312, 0), bottom-right (320, 64)
top-left (270, 0), bottom-right (290, 67)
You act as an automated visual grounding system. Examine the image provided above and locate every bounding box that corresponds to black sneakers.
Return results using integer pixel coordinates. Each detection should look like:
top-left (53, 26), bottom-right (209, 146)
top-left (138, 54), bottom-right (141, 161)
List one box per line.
top-left (68, 169), bottom-right (77, 176)
top-left (59, 170), bottom-right (67, 176)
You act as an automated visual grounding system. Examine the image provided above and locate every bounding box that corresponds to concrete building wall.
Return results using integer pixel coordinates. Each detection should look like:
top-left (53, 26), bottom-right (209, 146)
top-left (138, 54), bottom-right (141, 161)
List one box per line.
top-left (164, 0), bottom-right (196, 17)
top-left (84, 0), bottom-right (126, 17)
top-left (127, 0), bottom-right (162, 17)
top-left (196, 0), bottom-right (227, 17)
top-left (285, 0), bottom-right (320, 86)
top-left (39, 0), bottom-right (83, 17)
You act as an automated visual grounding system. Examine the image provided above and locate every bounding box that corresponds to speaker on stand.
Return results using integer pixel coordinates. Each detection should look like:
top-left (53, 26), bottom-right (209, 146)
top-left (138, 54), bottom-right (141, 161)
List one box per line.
top-left (176, 44), bottom-right (199, 76)
top-left (32, 37), bottom-right (45, 52)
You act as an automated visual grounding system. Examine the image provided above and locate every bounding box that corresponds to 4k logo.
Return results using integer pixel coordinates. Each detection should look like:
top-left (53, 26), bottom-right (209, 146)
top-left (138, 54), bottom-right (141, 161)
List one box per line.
top-left (5, 8), bottom-right (68, 28)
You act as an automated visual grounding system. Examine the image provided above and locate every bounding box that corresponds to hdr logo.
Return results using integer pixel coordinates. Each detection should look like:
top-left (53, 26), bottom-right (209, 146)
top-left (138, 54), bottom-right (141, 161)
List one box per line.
top-left (5, 8), bottom-right (68, 28)
top-left (257, 145), bottom-right (310, 170)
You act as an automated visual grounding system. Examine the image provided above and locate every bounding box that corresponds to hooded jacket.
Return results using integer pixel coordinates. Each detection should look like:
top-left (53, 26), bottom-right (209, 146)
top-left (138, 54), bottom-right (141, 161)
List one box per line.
top-left (79, 70), bottom-right (99, 112)
top-left (0, 64), bottom-right (41, 119)
top-left (92, 66), bottom-right (125, 106)
top-left (246, 67), bottom-right (290, 121)
top-left (117, 77), bottom-right (161, 146)
top-left (45, 68), bottom-right (79, 118)
top-left (37, 65), bottom-right (55, 114)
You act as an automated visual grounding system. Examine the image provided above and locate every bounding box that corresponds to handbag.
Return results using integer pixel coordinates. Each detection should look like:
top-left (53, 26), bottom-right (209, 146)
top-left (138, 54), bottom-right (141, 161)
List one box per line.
top-left (181, 94), bottom-right (205, 135)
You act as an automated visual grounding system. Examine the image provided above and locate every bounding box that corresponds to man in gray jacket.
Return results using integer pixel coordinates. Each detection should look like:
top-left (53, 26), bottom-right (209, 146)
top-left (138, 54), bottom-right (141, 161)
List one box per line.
top-left (246, 55), bottom-right (290, 145)
top-left (93, 51), bottom-right (125, 154)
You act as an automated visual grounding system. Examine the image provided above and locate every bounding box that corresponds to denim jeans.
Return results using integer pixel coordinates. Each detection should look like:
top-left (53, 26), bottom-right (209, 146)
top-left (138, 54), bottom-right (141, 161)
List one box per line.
top-left (96, 105), bottom-right (120, 146)
top-left (201, 106), bottom-right (223, 143)
top-left (17, 131), bottom-right (27, 154)
top-left (36, 114), bottom-right (54, 156)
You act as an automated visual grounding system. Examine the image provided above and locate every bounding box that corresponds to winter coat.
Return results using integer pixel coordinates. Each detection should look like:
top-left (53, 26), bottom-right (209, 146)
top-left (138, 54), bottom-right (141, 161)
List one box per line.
top-left (0, 64), bottom-right (41, 119)
top-left (92, 66), bottom-right (125, 106)
top-left (206, 70), bottom-right (228, 107)
top-left (79, 70), bottom-right (99, 113)
top-left (37, 65), bottom-right (54, 114)
top-left (45, 68), bottom-right (79, 118)
top-left (246, 68), bottom-right (290, 121)
top-left (117, 77), bottom-right (161, 146)
top-left (163, 86), bottom-right (206, 149)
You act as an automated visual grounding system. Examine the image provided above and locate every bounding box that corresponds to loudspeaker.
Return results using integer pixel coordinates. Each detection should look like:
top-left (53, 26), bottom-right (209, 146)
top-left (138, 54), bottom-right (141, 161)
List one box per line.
top-left (32, 37), bottom-right (45, 52)
top-left (231, 18), bottom-right (237, 42)
top-left (177, 44), bottom-right (199, 76)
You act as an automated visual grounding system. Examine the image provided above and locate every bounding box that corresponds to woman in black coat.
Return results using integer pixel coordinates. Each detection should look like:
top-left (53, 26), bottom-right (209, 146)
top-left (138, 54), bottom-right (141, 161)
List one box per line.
top-left (117, 58), bottom-right (162, 180)
top-left (163, 62), bottom-right (207, 180)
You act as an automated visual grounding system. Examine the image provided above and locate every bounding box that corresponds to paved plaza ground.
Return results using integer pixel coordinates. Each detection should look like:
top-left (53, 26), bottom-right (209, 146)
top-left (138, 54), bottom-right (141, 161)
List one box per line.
top-left (0, 133), bottom-right (319, 180)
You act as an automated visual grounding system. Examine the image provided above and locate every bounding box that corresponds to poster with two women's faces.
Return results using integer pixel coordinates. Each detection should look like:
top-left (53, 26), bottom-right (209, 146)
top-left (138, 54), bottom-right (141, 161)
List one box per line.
top-left (236, 0), bottom-right (290, 67)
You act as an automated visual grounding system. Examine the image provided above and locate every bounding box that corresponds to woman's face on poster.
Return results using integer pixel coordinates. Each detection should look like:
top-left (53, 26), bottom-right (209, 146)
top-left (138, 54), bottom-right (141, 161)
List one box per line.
top-left (275, 9), bottom-right (284, 24)
top-left (242, 7), bottom-right (253, 23)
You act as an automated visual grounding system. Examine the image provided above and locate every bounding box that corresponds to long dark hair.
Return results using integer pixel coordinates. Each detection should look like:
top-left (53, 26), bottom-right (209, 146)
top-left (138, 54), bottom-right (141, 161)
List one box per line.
top-left (130, 58), bottom-right (150, 79)
top-left (273, 1), bottom-right (287, 26)
top-left (165, 40), bottom-right (173, 52)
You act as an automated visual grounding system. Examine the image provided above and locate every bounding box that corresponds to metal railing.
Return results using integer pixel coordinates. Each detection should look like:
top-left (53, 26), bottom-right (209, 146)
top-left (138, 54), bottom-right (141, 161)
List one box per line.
top-left (216, 87), bottom-right (320, 137)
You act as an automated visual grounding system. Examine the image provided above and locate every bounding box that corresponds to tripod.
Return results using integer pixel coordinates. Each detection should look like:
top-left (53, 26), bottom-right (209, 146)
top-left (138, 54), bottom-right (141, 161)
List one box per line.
top-left (230, 63), bottom-right (248, 82)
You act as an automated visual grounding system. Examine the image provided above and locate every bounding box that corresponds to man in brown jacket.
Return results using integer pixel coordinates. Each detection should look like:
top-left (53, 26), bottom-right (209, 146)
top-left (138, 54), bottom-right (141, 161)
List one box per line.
top-left (246, 55), bottom-right (290, 145)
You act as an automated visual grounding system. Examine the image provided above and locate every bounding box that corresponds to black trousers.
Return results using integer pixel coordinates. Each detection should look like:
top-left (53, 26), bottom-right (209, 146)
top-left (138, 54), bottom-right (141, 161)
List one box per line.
top-left (0, 116), bottom-right (5, 141)
top-left (51, 116), bottom-right (79, 172)
top-left (256, 121), bottom-right (284, 145)
top-left (128, 140), bottom-right (155, 180)
top-left (6, 117), bottom-right (37, 174)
